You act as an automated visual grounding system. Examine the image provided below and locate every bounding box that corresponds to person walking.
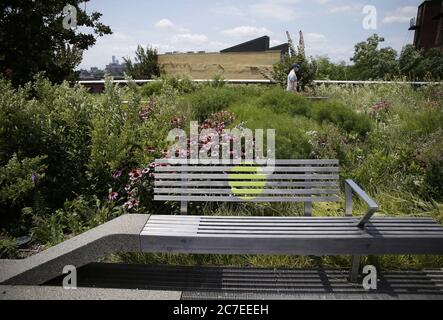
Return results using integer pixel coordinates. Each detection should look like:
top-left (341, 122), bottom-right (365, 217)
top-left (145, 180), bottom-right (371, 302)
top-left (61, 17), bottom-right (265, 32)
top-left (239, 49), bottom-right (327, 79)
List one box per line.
top-left (287, 63), bottom-right (300, 93)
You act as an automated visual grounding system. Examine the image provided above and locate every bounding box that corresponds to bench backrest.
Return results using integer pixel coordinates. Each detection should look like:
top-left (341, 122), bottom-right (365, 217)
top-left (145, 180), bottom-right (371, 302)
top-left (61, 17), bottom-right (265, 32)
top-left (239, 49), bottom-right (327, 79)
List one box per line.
top-left (153, 159), bottom-right (340, 215)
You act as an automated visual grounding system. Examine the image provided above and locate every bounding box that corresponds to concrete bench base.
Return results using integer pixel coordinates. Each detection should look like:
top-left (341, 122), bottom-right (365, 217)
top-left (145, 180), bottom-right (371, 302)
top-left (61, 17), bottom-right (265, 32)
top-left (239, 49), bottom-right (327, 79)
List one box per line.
top-left (0, 214), bottom-right (150, 285)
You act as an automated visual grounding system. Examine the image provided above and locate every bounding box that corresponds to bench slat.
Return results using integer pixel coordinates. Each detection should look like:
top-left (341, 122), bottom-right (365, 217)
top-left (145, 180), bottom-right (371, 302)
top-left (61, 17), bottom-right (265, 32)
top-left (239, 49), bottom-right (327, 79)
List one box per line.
top-left (154, 188), bottom-right (340, 195)
top-left (155, 181), bottom-right (340, 187)
top-left (154, 195), bottom-right (340, 202)
top-left (155, 159), bottom-right (339, 165)
top-left (155, 166), bottom-right (339, 172)
top-left (155, 173), bottom-right (339, 180)
top-left (140, 215), bottom-right (443, 255)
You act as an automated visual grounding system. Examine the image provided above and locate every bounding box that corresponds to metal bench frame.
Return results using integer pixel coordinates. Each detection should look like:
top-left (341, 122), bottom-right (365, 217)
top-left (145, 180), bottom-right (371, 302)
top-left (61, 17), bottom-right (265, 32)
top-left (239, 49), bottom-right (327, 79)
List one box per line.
top-left (148, 159), bottom-right (443, 282)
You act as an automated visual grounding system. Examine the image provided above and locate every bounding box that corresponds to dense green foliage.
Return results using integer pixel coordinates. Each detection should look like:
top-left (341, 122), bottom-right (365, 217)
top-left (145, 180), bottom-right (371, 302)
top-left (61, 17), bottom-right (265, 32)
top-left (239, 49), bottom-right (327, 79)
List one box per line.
top-left (1, 75), bottom-right (442, 271)
top-left (0, 0), bottom-right (112, 86)
top-left (123, 45), bottom-right (161, 80)
top-left (314, 34), bottom-right (443, 81)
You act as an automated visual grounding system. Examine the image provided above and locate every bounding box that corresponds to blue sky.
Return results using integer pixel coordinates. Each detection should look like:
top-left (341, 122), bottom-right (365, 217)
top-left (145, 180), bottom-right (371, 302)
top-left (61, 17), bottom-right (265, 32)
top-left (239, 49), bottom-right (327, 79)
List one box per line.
top-left (79, 0), bottom-right (423, 69)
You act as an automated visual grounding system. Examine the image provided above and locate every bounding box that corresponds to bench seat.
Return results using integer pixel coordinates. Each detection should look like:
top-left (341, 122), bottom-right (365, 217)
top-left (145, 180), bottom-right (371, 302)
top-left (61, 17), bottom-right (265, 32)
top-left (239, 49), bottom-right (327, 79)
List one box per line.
top-left (141, 215), bottom-right (443, 255)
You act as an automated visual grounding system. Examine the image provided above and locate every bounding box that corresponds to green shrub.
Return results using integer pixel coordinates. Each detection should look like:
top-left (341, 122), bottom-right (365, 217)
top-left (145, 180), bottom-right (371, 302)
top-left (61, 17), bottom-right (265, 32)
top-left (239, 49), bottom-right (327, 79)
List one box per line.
top-left (308, 100), bottom-right (372, 137)
top-left (256, 87), bottom-right (310, 117)
top-left (140, 75), bottom-right (198, 98)
top-left (31, 210), bottom-right (66, 246)
top-left (0, 237), bottom-right (17, 259)
top-left (184, 87), bottom-right (242, 121)
top-left (140, 81), bottom-right (163, 97)
top-left (163, 75), bottom-right (197, 93)
top-left (0, 154), bottom-right (47, 207)
top-left (230, 103), bottom-right (317, 159)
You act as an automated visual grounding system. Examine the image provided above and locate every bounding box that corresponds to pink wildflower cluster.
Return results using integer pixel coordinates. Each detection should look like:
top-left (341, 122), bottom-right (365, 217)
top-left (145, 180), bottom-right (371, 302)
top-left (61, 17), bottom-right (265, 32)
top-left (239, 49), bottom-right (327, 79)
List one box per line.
top-left (121, 166), bottom-right (154, 210)
top-left (171, 117), bottom-right (184, 128)
top-left (200, 111), bottom-right (235, 134)
top-left (139, 97), bottom-right (156, 121)
top-left (369, 101), bottom-right (391, 118)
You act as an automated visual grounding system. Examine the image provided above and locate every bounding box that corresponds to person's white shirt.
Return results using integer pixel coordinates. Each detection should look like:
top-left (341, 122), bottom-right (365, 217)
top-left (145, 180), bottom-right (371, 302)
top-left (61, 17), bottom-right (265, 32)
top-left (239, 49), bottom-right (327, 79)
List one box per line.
top-left (287, 69), bottom-right (297, 92)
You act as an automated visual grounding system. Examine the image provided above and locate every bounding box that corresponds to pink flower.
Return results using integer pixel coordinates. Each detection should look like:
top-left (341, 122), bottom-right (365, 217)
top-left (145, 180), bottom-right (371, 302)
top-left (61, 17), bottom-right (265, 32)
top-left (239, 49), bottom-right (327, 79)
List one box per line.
top-left (112, 170), bottom-right (123, 179)
top-left (108, 192), bottom-right (118, 201)
top-left (129, 169), bottom-right (142, 181)
top-left (171, 117), bottom-right (183, 128)
top-left (123, 199), bottom-right (140, 210)
top-left (145, 146), bottom-right (156, 154)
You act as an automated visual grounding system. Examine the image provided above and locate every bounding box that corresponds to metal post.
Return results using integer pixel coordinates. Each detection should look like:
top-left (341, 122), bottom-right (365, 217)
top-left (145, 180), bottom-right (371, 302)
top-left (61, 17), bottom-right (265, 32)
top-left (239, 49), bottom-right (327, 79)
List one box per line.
top-left (345, 181), bottom-right (353, 217)
top-left (304, 202), bottom-right (312, 216)
top-left (349, 255), bottom-right (361, 283)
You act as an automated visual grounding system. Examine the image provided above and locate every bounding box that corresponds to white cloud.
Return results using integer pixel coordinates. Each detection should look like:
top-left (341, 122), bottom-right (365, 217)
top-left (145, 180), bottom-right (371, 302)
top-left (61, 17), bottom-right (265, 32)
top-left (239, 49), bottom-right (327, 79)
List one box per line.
top-left (305, 32), bottom-right (327, 43)
top-left (171, 33), bottom-right (209, 46)
top-left (210, 5), bottom-right (246, 17)
top-left (112, 32), bottom-right (131, 40)
top-left (329, 5), bottom-right (353, 13)
top-left (155, 18), bottom-right (175, 29)
top-left (155, 18), bottom-right (189, 32)
top-left (382, 6), bottom-right (417, 24)
top-left (270, 39), bottom-right (284, 47)
top-left (316, 0), bottom-right (330, 4)
top-left (151, 43), bottom-right (175, 53)
top-left (328, 4), bottom-right (364, 14)
top-left (209, 1), bottom-right (301, 22)
top-left (250, 0), bottom-right (301, 21)
top-left (222, 26), bottom-right (272, 38)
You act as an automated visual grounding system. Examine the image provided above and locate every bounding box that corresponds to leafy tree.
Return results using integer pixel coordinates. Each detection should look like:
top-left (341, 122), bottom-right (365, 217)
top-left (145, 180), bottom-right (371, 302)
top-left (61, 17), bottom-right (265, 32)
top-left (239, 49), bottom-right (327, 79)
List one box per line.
top-left (315, 56), bottom-right (350, 80)
top-left (399, 44), bottom-right (423, 80)
top-left (399, 45), bottom-right (443, 80)
top-left (350, 34), bottom-right (399, 80)
top-left (419, 48), bottom-right (443, 80)
top-left (0, 0), bottom-right (112, 86)
top-left (123, 45), bottom-right (160, 79)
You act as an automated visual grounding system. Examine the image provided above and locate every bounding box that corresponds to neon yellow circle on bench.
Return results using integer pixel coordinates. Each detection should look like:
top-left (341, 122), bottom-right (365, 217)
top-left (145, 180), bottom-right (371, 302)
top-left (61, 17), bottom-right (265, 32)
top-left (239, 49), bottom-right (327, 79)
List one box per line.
top-left (228, 164), bottom-right (266, 200)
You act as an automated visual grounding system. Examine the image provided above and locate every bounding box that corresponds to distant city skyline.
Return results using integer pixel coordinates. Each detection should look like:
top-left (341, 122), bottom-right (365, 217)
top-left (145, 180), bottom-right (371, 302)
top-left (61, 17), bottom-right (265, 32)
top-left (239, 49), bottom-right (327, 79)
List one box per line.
top-left (78, 0), bottom-right (423, 69)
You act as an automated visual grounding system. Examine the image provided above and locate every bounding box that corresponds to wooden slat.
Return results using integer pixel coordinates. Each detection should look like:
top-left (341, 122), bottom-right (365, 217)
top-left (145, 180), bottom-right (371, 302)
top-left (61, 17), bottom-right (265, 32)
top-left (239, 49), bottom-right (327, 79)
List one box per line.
top-left (145, 225), bottom-right (443, 232)
top-left (154, 173), bottom-right (339, 180)
top-left (154, 159), bottom-right (339, 165)
top-left (154, 195), bottom-right (340, 202)
top-left (154, 188), bottom-right (340, 195)
top-left (155, 166), bottom-right (339, 173)
top-left (142, 216), bottom-right (443, 241)
top-left (155, 181), bottom-right (340, 187)
top-left (148, 215), bottom-right (437, 222)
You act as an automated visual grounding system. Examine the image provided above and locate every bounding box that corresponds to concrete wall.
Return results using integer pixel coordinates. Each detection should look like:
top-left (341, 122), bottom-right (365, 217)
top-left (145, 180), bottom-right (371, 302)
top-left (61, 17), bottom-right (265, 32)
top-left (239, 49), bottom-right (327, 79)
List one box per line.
top-left (158, 51), bottom-right (281, 80)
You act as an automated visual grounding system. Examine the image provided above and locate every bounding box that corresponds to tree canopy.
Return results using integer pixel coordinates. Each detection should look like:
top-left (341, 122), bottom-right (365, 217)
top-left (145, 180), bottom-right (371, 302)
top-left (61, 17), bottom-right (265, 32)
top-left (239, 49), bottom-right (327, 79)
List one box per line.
top-left (315, 34), bottom-right (443, 81)
top-left (123, 45), bottom-right (160, 80)
top-left (350, 34), bottom-right (399, 80)
top-left (0, 0), bottom-right (112, 86)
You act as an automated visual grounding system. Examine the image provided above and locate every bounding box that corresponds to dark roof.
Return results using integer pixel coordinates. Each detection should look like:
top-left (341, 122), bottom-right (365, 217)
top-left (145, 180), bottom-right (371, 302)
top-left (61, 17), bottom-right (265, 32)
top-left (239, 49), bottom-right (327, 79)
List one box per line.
top-left (269, 43), bottom-right (289, 55)
top-left (419, 0), bottom-right (443, 9)
top-left (221, 36), bottom-right (270, 53)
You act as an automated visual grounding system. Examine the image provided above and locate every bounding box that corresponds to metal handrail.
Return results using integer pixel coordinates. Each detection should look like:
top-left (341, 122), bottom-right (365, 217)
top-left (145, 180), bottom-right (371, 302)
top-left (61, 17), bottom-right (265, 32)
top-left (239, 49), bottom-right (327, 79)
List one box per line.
top-left (345, 179), bottom-right (379, 228)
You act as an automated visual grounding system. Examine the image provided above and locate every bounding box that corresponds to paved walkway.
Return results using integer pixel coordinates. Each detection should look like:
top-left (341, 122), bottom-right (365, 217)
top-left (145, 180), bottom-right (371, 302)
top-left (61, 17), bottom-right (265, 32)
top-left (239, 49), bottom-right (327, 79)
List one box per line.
top-left (15, 263), bottom-right (438, 300)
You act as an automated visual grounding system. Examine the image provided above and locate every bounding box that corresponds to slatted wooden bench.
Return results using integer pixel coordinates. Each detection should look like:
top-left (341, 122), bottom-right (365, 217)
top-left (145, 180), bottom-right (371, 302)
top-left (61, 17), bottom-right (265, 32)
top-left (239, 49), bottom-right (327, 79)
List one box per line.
top-left (140, 159), bottom-right (443, 282)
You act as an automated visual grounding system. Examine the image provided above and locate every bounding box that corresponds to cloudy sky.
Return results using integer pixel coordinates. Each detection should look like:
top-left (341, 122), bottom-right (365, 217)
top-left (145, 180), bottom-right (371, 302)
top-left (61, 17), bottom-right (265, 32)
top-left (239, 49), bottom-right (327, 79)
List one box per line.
top-left (78, 0), bottom-right (422, 69)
